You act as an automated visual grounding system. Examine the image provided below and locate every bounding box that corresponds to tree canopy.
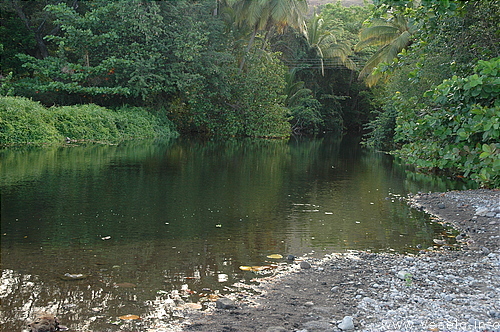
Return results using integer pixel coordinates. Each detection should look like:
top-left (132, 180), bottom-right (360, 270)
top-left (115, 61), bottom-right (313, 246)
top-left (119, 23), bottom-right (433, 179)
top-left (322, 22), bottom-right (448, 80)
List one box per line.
top-left (1, 0), bottom-right (498, 186)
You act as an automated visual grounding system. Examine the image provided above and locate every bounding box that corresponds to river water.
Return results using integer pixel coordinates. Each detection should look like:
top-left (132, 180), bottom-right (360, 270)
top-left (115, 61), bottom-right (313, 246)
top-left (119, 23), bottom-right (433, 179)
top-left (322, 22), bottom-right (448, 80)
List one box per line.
top-left (0, 135), bottom-right (471, 331)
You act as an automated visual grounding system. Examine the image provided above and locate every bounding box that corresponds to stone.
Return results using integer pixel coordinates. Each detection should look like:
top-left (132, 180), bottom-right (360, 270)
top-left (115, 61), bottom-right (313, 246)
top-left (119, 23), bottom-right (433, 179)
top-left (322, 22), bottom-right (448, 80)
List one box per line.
top-left (287, 254), bottom-right (296, 261)
top-left (338, 316), bottom-right (355, 330)
top-left (216, 298), bottom-right (235, 309)
top-left (397, 270), bottom-right (412, 280)
top-left (300, 261), bottom-right (311, 269)
top-left (476, 207), bottom-right (489, 216)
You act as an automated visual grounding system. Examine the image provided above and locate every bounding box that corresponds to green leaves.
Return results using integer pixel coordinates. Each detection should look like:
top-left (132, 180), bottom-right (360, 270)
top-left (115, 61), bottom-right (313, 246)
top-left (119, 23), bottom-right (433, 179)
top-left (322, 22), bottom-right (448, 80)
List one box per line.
top-left (394, 57), bottom-right (500, 188)
top-left (0, 96), bottom-right (176, 145)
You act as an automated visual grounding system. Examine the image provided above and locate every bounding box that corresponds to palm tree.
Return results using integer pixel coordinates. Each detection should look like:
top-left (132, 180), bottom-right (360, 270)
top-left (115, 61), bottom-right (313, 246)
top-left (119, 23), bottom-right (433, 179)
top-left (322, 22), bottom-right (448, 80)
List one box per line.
top-left (226, 0), bottom-right (308, 69)
top-left (354, 15), bottom-right (417, 86)
top-left (304, 10), bottom-right (355, 76)
top-left (284, 68), bottom-right (311, 107)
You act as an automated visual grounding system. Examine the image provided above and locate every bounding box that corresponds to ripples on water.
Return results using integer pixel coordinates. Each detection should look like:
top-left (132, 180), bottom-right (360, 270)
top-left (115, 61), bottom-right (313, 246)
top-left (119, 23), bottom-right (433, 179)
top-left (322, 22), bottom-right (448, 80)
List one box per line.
top-left (0, 135), bottom-right (471, 331)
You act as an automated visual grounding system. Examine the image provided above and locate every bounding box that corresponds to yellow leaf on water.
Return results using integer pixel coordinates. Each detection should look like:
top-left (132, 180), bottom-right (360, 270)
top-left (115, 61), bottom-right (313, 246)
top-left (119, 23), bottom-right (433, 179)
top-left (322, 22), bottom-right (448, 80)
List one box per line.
top-left (266, 254), bottom-right (283, 259)
top-left (119, 314), bottom-right (140, 320)
top-left (239, 266), bottom-right (253, 271)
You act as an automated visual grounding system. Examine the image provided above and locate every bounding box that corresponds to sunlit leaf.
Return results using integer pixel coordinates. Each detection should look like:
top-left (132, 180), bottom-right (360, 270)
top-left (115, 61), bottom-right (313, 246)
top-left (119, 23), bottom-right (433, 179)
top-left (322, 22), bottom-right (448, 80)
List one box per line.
top-left (218, 273), bottom-right (228, 282)
top-left (266, 254), bottom-right (283, 259)
top-left (251, 266), bottom-right (266, 271)
top-left (184, 303), bottom-right (203, 310)
top-left (115, 282), bottom-right (136, 288)
top-left (60, 273), bottom-right (88, 281)
top-left (119, 314), bottom-right (140, 320)
top-left (239, 266), bottom-right (253, 271)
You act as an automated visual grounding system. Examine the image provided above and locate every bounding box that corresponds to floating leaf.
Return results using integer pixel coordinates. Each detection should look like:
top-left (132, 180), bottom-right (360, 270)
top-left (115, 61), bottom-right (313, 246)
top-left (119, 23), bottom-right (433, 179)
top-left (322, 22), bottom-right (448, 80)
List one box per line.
top-left (266, 254), bottom-right (283, 259)
top-left (239, 266), bottom-right (252, 271)
top-left (115, 282), bottom-right (136, 288)
top-left (101, 236), bottom-right (111, 240)
top-left (119, 314), bottom-right (140, 320)
top-left (207, 294), bottom-right (220, 301)
top-left (60, 273), bottom-right (88, 281)
top-left (251, 266), bottom-right (266, 271)
top-left (184, 303), bottom-right (202, 310)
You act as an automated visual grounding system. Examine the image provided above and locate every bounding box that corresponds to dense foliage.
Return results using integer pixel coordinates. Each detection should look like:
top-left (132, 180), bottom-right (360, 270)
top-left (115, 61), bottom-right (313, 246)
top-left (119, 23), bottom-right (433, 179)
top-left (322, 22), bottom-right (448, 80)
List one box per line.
top-left (362, 0), bottom-right (499, 187)
top-left (1, 0), bottom-right (498, 186)
top-left (1, 0), bottom-right (376, 138)
top-left (0, 96), bottom-right (175, 145)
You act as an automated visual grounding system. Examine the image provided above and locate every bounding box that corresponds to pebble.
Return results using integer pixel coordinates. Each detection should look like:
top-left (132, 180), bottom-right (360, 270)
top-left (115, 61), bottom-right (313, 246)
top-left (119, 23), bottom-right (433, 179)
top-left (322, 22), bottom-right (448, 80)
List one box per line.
top-left (300, 261), bottom-right (311, 269)
top-left (338, 316), bottom-right (355, 330)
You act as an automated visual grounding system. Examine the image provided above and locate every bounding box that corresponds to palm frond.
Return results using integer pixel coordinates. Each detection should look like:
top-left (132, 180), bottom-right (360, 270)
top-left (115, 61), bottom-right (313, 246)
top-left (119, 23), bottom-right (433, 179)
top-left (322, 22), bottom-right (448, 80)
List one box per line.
top-left (359, 25), bottom-right (398, 42)
top-left (358, 44), bottom-right (391, 78)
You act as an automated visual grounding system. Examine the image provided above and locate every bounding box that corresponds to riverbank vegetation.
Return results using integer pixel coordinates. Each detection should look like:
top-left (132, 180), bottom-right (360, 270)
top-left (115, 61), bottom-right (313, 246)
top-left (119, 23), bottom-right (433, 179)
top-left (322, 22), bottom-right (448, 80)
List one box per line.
top-left (0, 96), bottom-right (176, 145)
top-left (0, 0), bottom-right (498, 186)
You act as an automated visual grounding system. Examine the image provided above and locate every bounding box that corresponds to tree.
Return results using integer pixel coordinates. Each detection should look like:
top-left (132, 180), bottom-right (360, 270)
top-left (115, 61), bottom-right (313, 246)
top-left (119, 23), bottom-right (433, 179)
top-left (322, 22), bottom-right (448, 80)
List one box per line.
top-left (226, 0), bottom-right (308, 69)
top-left (2, 0), bottom-right (79, 59)
top-left (12, 0), bottom-right (209, 106)
top-left (303, 10), bottom-right (354, 76)
top-left (354, 14), bottom-right (417, 86)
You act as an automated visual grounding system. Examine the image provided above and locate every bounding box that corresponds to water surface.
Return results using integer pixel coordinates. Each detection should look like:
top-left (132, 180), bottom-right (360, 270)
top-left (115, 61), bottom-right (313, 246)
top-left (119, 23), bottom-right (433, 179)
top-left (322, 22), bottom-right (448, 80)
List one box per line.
top-left (0, 135), bottom-right (469, 331)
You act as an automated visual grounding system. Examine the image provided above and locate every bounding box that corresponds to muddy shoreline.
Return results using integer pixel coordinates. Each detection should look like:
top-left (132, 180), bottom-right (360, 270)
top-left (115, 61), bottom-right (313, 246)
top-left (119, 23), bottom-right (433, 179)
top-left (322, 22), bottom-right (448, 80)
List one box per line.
top-left (179, 190), bottom-right (500, 332)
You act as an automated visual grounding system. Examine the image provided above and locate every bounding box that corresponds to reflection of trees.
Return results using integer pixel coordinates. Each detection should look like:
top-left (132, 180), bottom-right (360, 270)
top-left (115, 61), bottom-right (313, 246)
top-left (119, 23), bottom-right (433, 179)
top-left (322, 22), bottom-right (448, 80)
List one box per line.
top-left (1, 134), bottom-right (469, 330)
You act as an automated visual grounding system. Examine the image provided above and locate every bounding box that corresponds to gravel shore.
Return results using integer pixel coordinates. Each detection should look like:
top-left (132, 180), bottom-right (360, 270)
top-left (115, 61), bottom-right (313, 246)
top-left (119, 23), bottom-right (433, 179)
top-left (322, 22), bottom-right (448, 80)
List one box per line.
top-left (182, 189), bottom-right (500, 332)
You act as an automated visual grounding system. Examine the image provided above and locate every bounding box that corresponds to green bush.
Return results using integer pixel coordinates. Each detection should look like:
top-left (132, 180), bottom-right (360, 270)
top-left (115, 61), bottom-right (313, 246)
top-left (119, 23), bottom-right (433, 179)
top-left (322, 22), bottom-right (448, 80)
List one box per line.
top-left (0, 96), bottom-right (177, 146)
top-left (394, 57), bottom-right (500, 187)
top-left (0, 96), bottom-right (62, 144)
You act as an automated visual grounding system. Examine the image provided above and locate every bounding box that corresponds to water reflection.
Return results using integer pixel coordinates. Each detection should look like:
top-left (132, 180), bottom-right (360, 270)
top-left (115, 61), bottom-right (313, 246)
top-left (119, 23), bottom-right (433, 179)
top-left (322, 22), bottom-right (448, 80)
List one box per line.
top-left (1, 135), bottom-right (471, 331)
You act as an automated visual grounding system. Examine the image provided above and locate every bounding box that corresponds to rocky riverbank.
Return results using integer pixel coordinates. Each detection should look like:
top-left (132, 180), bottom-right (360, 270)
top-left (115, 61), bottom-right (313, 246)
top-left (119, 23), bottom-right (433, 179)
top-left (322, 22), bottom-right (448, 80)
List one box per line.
top-left (181, 189), bottom-right (500, 332)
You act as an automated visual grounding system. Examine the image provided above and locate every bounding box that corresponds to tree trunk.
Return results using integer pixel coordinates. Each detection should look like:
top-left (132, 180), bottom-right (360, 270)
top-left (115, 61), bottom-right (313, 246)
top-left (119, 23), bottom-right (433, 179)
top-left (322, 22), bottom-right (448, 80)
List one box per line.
top-left (239, 29), bottom-right (257, 71)
top-left (11, 0), bottom-right (49, 59)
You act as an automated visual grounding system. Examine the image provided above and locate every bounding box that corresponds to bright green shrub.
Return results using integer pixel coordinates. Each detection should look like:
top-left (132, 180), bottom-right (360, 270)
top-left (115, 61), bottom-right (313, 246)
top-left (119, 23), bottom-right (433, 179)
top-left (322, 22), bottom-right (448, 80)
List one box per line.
top-left (394, 57), bottom-right (500, 187)
top-left (0, 96), bottom-right (177, 146)
top-left (0, 96), bottom-right (62, 144)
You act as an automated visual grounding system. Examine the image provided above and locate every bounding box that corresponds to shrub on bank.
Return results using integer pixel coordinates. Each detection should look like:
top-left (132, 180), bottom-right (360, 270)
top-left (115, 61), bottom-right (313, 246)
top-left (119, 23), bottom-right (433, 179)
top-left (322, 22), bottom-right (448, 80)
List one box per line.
top-left (0, 96), bottom-right (177, 145)
top-left (394, 58), bottom-right (500, 188)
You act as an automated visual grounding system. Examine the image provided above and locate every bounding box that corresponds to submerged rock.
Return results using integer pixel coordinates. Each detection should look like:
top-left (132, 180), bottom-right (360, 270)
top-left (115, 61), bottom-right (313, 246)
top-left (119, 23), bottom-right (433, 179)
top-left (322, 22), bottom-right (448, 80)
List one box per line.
top-left (300, 261), bottom-right (311, 269)
top-left (216, 297), bottom-right (235, 309)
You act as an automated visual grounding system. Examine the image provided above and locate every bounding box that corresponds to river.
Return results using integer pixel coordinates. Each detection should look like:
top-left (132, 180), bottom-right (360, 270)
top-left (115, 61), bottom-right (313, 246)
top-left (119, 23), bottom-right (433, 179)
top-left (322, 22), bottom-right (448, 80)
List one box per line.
top-left (0, 135), bottom-right (471, 331)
